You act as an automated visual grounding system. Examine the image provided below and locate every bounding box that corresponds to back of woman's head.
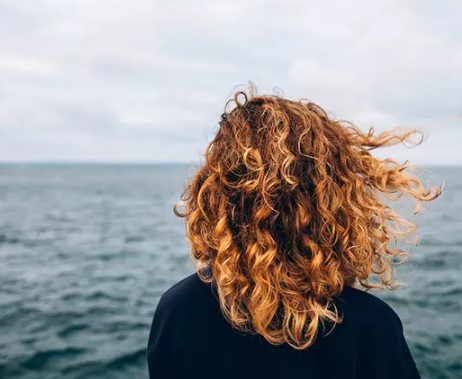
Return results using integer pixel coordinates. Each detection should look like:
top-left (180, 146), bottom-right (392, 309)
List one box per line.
top-left (174, 86), bottom-right (442, 349)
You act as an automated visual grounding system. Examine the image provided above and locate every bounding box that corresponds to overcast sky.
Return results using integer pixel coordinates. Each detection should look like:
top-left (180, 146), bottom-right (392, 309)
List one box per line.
top-left (0, 0), bottom-right (461, 165)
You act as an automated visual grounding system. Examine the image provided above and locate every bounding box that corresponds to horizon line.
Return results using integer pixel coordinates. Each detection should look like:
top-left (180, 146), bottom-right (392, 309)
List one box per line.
top-left (0, 160), bottom-right (460, 168)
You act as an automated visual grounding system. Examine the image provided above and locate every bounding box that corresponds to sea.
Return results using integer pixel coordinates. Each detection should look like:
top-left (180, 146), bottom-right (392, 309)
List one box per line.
top-left (0, 163), bottom-right (460, 379)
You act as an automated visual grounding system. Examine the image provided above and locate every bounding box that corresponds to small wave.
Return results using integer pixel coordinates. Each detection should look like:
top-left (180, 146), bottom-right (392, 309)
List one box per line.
top-left (105, 348), bottom-right (146, 370)
top-left (0, 233), bottom-right (20, 244)
top-left (58, 324), bottom-right (88, 338)
top-left (125, 235), bottom-right (145, 243)
top-left (21, 347), bottom-right (87, 370)
top-left (0, 231), bottom-right (45, 248)
top-left (86, 290), bottom-right (127, 302)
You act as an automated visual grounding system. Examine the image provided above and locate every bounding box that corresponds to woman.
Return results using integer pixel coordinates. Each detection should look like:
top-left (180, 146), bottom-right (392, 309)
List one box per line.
top-left (147, 87), bottom-right (442, 379)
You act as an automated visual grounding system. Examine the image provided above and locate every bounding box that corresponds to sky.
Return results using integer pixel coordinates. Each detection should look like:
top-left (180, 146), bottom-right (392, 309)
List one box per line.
top-left (0, 0), bottom-right (461, 165)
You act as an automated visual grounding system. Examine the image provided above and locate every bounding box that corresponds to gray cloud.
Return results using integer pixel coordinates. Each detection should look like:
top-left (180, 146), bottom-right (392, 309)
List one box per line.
top-left (0, 0), bottom-right (460, 164)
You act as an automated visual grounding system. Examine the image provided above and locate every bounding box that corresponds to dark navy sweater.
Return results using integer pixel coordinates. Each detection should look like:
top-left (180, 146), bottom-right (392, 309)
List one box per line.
top-left (147, 272), bottom-right (421, 379)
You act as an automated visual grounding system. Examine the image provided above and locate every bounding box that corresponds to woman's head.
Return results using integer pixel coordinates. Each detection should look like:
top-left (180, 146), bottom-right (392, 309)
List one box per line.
top-left (174, 86), bottom-right (442, 349)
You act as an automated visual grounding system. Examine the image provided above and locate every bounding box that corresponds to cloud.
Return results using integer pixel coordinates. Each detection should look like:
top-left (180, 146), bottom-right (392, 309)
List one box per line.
top-left (0, 0), bottom-right (460, 164)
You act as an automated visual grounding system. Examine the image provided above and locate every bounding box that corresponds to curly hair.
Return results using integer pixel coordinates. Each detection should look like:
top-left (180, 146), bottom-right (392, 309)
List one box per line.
top-left (173, 86), bottom-right (442, 350)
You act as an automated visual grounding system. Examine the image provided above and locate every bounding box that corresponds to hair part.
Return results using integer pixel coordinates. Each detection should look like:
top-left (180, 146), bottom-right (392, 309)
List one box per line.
top-left (174, 86), bottom-right (442, 349)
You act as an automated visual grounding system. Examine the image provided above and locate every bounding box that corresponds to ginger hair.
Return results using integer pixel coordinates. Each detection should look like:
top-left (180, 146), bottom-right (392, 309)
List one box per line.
top-left (174, 86), bottom-right (442, 349)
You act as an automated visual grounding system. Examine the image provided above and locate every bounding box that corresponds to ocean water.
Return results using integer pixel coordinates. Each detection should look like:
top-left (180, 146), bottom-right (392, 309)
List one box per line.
top-left (0, 163), bottom-right (460, 379)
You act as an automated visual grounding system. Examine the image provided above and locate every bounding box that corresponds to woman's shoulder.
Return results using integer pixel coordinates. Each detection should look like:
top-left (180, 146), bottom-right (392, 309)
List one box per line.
top-left (155, 271), bottom-right (214, 313)
top-left (337, 286), bottom-right (404, 332)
